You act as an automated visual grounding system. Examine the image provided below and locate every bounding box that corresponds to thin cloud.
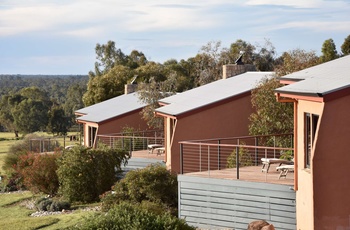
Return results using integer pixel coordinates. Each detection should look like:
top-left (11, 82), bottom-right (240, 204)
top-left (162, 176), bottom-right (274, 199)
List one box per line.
top-left (0, 1), bottom-right (226, 37)
top-left (268, 20), bottom-right (350, 33)
top-left (245, 0), bottom-right (349, 9)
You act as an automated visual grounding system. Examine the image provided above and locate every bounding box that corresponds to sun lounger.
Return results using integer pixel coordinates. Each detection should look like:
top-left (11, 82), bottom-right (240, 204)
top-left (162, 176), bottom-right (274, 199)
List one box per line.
top-left (147, 144), bottom-right (164, 154)
top-left (261, 158), bottom-right (293, 172)
top-left (276, 164), bottom-right (294, 179)
top-left (154, 147), bottom-right (165, 156)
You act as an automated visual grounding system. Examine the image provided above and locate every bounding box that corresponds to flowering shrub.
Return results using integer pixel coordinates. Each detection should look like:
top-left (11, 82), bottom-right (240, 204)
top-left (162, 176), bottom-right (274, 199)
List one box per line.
top-left (16, 152), bottom-right (61, 196)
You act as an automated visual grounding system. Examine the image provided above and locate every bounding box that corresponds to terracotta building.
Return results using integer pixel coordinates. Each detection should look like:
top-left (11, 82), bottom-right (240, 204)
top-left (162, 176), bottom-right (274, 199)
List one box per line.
top-left (275, 55), bottom-right (350, 229)
top-left (155, 65), bottom-right (273, 173)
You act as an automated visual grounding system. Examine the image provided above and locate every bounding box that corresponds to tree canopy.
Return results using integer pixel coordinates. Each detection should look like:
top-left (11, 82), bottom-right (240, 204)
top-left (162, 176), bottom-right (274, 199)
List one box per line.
top-left (320, 38), bottom-right (338, 63)
top-left (341, 35), bottom-right (350, 56)
top-left (249, 48), bottom-right (322, 146)
top-left (0, 87), bottom-right (71, 136)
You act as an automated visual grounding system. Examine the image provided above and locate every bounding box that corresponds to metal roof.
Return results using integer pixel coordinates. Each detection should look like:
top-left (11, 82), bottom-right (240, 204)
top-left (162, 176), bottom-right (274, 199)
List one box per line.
top-left (75, 92), bottom-right (147, 123)
top-left (156, 72), bottom-right (274, 117)
top-left (276, 55), bottom-right (350, 96)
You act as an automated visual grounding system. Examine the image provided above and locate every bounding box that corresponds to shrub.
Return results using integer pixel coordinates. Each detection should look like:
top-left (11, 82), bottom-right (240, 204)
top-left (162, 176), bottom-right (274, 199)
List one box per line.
top-left (71, 202), bottom-right (195, 230)
top-left (0, 172), bottom-right (25, 192)
top-left (16, 152), bottom-right (61, 195)
top-left (2, 133), bottom-right (60, 172)
top-left (227, 142), bottom-right (253, 168)
top-left (35, 197), bottom-right (70, 211)
top-left (101, 163), bottom-right (178, 215)
top-left (57, 146), bottom-right (129, 203)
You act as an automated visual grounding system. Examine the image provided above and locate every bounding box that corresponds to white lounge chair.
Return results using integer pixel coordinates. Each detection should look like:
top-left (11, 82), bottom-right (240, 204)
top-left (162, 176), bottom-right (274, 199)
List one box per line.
top-left (261, 158), bottom-right (293, 172)
top-left (276, 164), bottom-right (294, 179)
top-left (147, 144), bottom-right (164, 154)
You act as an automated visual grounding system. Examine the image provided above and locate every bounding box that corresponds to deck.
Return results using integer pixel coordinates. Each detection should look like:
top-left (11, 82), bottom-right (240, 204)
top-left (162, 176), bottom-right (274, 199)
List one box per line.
top-left (185, 165), bottom-right (294, 186)
top-left (130, 150), bottom-right (293, 186)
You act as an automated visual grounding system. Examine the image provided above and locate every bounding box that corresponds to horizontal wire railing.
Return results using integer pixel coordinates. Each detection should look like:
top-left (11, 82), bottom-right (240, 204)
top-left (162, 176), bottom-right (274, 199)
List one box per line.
top-left (179, 134), bottom-right (294, 180)
top-left (96, 130), bottom-right (164, 152)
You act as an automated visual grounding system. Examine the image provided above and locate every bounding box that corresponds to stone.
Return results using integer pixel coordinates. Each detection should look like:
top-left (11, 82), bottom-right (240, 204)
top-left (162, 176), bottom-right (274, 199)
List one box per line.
top-left (261, 224), bottom-right (275, 230)
top-left (247, 220), bottom-right (269, 230)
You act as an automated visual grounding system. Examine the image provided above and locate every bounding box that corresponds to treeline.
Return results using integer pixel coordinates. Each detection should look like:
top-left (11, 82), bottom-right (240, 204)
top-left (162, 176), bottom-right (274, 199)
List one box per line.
top-left (0, 75), bottom-right (88, 136)
top-left (83, 36), bottom-right (350, 107)
top-left (0, 75), bottom-right (88, 104)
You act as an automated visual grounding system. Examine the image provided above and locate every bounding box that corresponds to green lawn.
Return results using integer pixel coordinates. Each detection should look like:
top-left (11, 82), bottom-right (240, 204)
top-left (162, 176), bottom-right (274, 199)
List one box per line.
top-left (0, 191), bottom-right (96, 230)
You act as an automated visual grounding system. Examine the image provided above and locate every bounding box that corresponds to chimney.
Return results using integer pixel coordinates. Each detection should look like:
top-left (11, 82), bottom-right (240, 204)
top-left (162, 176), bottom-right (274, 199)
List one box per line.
top-left (222, 52), bottom-right (256, 79)
top-left (124, 75), bottom-right (138, 94)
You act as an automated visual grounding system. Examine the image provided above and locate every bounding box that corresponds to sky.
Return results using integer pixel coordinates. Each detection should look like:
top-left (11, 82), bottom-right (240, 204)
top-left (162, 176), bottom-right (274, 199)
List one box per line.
top-left (0, 0), bottom-right (349, 75)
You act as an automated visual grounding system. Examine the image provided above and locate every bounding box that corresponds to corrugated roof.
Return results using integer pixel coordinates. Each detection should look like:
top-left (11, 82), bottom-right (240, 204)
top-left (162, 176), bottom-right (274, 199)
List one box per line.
top-left (75, 92), bottom-right (147, 123)
top-left (276, 55), bottom-right (350, 96)
top-left (156, 72), bottom-right (274, 117)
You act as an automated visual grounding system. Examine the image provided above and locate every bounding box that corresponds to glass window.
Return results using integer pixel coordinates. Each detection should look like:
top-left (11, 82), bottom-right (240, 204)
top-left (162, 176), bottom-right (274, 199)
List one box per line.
top-left (305, 113), bottom-right (319, 169)
top-left (88, 126), bottom-right (97, 147)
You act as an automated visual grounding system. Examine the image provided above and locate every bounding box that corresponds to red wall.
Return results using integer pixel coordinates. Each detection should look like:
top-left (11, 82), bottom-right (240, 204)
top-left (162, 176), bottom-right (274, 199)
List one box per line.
top-left (169, 94), bottom-right (252, 173)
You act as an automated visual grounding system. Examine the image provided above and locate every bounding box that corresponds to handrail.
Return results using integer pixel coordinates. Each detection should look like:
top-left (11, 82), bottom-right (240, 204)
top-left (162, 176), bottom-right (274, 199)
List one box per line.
top-left (179, 134), bottom-right (294, 182)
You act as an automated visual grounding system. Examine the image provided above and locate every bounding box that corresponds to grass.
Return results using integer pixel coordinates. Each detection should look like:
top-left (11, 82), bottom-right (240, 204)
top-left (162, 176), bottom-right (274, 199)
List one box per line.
top-left (0, 191), bottom-right (97, 230)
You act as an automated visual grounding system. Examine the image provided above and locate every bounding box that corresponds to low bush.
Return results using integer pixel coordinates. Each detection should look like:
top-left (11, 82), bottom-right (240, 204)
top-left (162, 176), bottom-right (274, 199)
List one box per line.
top-left (0, 172), bottom-right (25, 192)
top-left (101, 163), bottom-right (178, 215)
top-left (2, 133), bottom-right (59, 172)
top-left (57, 145), bottom-right (129, 203)
top-left (71, 202), bottom-right (195, 230)
top-left (35, 197), bottom-right (70, 211)
top-left (15, 152), bottom-right (61, 196)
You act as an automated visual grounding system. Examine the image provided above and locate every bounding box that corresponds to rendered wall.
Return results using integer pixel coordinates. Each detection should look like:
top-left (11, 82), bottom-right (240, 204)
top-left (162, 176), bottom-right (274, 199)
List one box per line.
top-left (296, 94), bottom-right (350, 229)
top-left (167, 94), bottom-right (252, 173)
top-left (296, 100), bottom-right (324, 229)
top-left (312, 95), bottom-right (350, 229)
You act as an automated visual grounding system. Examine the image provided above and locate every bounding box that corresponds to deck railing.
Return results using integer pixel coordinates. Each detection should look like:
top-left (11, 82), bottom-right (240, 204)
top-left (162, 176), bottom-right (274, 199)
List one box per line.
top-left (96, 130), bottom-right (164, 152)
top-left (179, 134), bottom-right (293, 178)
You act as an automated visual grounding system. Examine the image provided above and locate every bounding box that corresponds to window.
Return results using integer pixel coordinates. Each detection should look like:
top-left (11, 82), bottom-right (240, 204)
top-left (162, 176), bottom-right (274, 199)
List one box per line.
top-left (88, 126), bottom-right (97, 147)
top-left (305, 113), bottom-right (319, 168)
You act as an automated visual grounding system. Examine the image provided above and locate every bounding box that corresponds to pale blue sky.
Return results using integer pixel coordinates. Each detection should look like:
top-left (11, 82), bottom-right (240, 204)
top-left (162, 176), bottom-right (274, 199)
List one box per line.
top-left (0, 0), bottom-right (349, 75)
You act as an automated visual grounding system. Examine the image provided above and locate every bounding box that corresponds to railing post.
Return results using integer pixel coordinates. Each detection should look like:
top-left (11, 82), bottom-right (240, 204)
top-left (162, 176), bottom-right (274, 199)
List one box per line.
top-left (255, 137), bottom-right (258, 166)
top-left (199, 143), bottom-right (202, 172)
top-left (265, 148), bottom-right (268, 182)
top-left (273, 136), bottom-right (276, 158)
top-left (129, 137), bottom-right (133, 156)
top-left (218, 140), bottom-right (221, 170)
top-left (208, 145), bottom-right (210, 177)
top-left (180, 143), bottom-right (183, 174)
top-left (236, 145), bottom-right (239, 179)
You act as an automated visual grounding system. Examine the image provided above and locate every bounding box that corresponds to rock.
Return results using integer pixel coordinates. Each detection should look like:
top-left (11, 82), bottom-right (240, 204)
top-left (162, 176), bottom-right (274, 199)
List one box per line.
top-left (247, 220), bottom-right (270, 230)
top-left (261, 224), bottom-right (275, 230)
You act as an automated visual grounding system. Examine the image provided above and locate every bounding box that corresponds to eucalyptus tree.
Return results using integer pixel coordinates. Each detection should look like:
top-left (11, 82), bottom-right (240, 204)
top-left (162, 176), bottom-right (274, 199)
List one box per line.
top-left (0, 87), bottom-right (53, 136)
top-left (194, 41), bottom-right (223, 85)
top-left (341, 35), bottom-right (350, 56)
top-left (320, 38), bottom-right (338, 63)
top-left (137, 76), bottom-right (177, 129)
top-left (249, 48), bottom-right (320, 146)
top-left (83, 65), bottom-right (133, 106)
top-left (47, 105), bottom-right (71, 136)
top-left (274, 49), bottom-right (319, 76)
